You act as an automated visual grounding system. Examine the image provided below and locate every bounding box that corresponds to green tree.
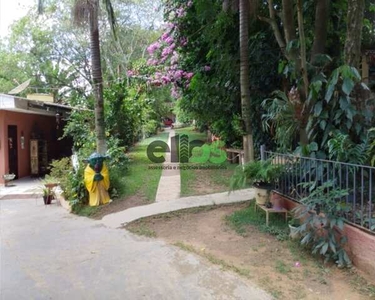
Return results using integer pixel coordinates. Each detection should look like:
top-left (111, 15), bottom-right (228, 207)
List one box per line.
top-left (38, 0), bottom-right (116, 154)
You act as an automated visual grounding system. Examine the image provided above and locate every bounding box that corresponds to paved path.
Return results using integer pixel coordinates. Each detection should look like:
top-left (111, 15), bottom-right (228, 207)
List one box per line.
top-left (155, 128), bottom-right (180, 202)
top-left (0, 177), bottom-right (41, 199)
top-left (0, 198), bottom-right (270, 300)
top-left (102, 189), bottom-right (254, 228)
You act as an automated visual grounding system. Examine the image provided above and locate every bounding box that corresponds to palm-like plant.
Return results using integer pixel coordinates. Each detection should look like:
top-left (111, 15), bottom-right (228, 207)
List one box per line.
top-left (261, 90), bottom-right (300, 150)
top-left (239, 0), bottom-right (254, 163)
top-left (38, 0), bottom-right (116, 154)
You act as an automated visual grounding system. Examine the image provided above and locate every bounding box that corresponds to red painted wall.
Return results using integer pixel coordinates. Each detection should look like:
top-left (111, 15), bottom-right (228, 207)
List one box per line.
top-left (0, 111), bottom-right (62, 184)
top-left (0, 111), bottom-right (6, 184)
top-left (344, 224), bottom-right (375, 278)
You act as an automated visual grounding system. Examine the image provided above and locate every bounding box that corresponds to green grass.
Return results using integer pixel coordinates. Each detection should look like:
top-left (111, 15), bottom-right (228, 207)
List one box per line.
top-left (209, 163), bottom-right (237, 186)
top-left (349, 272), bottom-right (375, 298)
top-left (127, 222), bottom-right (156, 238)
top-left (226, 201), bottom-right (289, 240)
top-left (176, 126), bottom-right (238, 197)
top-left (123, 132), bottom-right (169, 201)
top-left (275, 260), bottom-right (292, 274)
top-left (180, 165), bottom-right (197, 196)
top-left (175, 126), bottom-right (207, 142)
top-left (180, 162), bottom-right (237, 197)
top-left (74, 205), bottom-right (100, 217)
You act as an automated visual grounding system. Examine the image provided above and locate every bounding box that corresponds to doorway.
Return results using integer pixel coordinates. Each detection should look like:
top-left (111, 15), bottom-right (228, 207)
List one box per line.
top-left (8, 125), bottom-right (18, 178)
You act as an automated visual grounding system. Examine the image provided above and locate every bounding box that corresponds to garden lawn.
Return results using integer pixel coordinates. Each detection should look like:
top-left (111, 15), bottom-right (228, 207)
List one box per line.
top-left (176, 126), bottom-right (238, 197)
top-left (175, 126), bottom-right (207, 141)
top-left (123, 132), bottom-right (169, 200)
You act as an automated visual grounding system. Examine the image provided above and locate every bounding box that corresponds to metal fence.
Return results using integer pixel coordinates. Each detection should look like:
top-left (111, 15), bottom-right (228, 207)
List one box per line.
top-left (262, 148), bottom-right (375, 233)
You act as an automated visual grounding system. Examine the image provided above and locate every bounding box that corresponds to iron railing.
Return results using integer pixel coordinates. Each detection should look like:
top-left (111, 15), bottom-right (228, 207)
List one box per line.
top-left (261, 148), bottom-right (375, 233)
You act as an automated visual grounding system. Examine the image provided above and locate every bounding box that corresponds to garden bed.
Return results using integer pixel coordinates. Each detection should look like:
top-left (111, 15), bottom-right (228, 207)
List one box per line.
top-left (126, 202), bottom-right (375, 300)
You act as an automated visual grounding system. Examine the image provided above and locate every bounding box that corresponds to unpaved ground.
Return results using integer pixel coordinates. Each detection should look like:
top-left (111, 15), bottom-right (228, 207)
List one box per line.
top-left (127, 203), bottom-right (375, 300)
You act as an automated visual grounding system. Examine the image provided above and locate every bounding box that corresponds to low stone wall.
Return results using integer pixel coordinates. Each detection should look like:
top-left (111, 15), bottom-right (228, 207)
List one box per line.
top-left (272, 192), bottom-right (375, 278)
top-left (54, 187), bottom-right (71, 212)
top-left (344, 224), bottom-right (375, 277)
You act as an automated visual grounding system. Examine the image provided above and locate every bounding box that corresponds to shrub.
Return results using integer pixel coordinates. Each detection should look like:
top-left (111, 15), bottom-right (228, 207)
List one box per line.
top-left (106, 136), bottom-right (130, 170)
top-left (108, 167), bottom-right (127, 199)
top-left (48, 157), bottom-right (87, 210)
top-left (142, 119), bottom-right (160, 138)
top-left (294, 181), bottom-right (352, 267)
top-left (230, 159), bottom-right (284, 190)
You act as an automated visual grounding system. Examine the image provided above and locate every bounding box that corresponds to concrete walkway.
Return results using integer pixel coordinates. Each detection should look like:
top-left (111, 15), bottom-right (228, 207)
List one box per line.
top-left (155, 128), bottom-right (180, 202)
top-left (102, 188), bottom-right (254, 228)
top-left (0, 177), bottom-right (42, 199)
top-left (0, 198), bottom-right (270, 300)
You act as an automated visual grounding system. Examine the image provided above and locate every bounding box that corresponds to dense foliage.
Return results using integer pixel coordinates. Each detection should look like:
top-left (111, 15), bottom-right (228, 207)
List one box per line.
top-left (145, 0), bottom-right (375, 163)
top-left (140, 0), bottom-right (280, 149)
top-left (0, 0), bottom-right (167, 208)
top-left (294, 182), bottom-right (352, 267)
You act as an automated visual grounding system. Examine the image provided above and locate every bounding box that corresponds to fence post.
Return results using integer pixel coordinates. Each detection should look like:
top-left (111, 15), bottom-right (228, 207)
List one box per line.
top-left (260, 144), bottom-right (266, 161)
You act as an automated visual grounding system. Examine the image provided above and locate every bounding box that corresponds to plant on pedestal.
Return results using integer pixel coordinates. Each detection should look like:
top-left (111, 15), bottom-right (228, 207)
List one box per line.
top-left (230, 159), bottom-right (284, 205)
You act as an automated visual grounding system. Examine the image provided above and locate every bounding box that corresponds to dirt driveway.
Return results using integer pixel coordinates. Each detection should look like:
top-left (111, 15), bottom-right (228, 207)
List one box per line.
top-left (0, 198), bottom-right (270, 300)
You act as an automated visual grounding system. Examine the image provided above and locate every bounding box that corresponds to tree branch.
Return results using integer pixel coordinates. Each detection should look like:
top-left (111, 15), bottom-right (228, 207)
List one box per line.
top-left (297, 0), bottom-right (309, 100)
top-left (259, 0), bottom-right (288, 59)
top-left (311, 0), bottom-right (330, 62)
top-left (282, 0), bottom-right (296, 44)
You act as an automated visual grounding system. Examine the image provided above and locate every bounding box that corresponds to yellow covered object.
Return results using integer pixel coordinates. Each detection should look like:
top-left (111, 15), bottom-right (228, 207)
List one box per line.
top-left (84, 163), bottom-right (110, 206)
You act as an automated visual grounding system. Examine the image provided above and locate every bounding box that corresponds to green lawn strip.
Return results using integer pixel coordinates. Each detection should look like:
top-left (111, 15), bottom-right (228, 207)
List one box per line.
top-left (177, 126), bottom-right (207, 197)
top-left (226, 200), bottom-right (289, 240)
top-left (175, 126), bottom-right (207, 141)
top-left (176, 126), bottom-right (239, 197)
top-left (180, 164), bottom-right (197, 196)
top-left (127, 221), bottom-right (156, 238)
top-left (124, 132), bottom-right (169, 201)
top-left (205, 162), bottom-right (237, 187)
top-left (180, 161), bottom-right (237, 197)
top-left (75, 205), bottom-right (100, 217)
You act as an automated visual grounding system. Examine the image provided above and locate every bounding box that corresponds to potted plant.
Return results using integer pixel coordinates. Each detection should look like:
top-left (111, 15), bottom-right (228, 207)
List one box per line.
top-left (42, 176), bottom-right (59, 189)
top-left (230, 159), bottom-right (284, 205)
top-left (3, 173), bottom-right (16, 187)
top-left (288, 218), bottom-right (300, 239)
top-left (42, 187), bottom-right (55, 205)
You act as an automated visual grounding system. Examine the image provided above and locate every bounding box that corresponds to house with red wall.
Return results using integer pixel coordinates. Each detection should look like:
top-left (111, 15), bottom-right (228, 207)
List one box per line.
top-left (0, 94), bottom-right (73, 185)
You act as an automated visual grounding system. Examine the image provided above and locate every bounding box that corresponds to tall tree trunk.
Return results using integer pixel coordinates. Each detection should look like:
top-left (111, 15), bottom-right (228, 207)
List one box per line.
top-left (223, 0), bottom-right (238, 12)
top-left (297, 0), bottom-right (310, 146)
top-left (311, 0), bottom-right (329, 62)
top-left (239, 0), bottom-right (254, 163)
top-left (297, 0), bottom-right (309, 99)
top-left (282, 0), bottom-right (296, 44)
top-left (259, 0), bottom-right (287, 59)
top-left (90, 0), bottom-right (106, 154)
top-left (344, 0), bottom-right (365, 69)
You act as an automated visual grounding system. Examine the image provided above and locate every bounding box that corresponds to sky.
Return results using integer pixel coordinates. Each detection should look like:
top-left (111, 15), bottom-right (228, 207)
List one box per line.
top-left (0, 0), bottom-right (35, 37)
